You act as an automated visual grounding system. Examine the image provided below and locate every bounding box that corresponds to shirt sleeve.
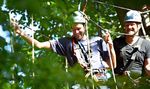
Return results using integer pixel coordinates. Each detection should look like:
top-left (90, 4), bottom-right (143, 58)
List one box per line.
top-left (50, 38), bottom-right (67, 56)
top-left (145, 40), bottom-right (150, 58)
top-left (101, 39), bottom-right (109, 61)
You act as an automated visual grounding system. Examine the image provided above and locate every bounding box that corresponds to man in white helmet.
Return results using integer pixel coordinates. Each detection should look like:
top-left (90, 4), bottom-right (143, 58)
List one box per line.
top-left (114, 10), bottom-right (150, 77)
top-left (10, 11), bottom-right (116, 82)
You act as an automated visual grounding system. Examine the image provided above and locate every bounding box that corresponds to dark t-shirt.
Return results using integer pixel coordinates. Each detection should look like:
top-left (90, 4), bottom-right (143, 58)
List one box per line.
top-left (113, 36), bottom-right (150, 75)
top-left (50, 36), bottom-right (109, 69)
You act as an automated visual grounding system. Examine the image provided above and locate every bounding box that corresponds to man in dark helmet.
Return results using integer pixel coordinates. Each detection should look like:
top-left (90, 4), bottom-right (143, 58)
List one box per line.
top-left (114, 10), bottom-right (150, 77)
top-left (10, 11), bottom-right (116, 82)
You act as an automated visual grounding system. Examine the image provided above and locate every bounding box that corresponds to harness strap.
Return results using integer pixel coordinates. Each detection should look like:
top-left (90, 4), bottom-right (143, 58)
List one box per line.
top-left (73, 41), bottom-right (89, 69)
top-left (131, 38), bottom-right (143, 60)
top-left (78, 41), bottom-right (89, 63)
top-left (122, 37), bottom-right (144, 71)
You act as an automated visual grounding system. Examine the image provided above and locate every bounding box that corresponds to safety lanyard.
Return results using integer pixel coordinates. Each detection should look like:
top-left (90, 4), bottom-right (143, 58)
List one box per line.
top-left (78, 41), bottom-right (89, 63)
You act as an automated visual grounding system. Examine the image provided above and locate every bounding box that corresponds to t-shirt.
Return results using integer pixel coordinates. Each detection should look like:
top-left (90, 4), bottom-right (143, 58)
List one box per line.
top-left (113, 36), bottom-right (150, 75)
top-left (50, 36), bottom-right (109, 70)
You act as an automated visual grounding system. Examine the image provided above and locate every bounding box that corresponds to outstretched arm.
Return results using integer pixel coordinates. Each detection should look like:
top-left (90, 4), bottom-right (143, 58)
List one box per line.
top-left (10, 18), bottom-right (51, 49)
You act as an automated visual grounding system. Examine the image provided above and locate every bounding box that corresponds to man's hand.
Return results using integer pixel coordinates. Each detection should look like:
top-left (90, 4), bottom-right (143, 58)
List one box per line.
top-left (10, 18), bottom-right (22, 35)
top-left (103, 31), bottom-right (113, 48)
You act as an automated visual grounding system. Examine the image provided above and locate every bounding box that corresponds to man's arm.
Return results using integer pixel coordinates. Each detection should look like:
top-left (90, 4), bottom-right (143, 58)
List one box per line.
top-left (11, 19), bottom-right (51, 49)
top-left (19, 31), bottom-right (51, 49)
top-left (145, 58), bottom-right (150, 76)
top-left (108, 43), bottom-right (116, 68)
top-left (104, 33), bottom-right (116, 68)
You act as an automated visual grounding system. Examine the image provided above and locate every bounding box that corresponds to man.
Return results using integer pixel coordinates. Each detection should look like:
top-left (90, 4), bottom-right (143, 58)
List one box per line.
top-left (11, 11), bottom-right (116, 81)
top-left (114, 10), bottom-right (150, 77)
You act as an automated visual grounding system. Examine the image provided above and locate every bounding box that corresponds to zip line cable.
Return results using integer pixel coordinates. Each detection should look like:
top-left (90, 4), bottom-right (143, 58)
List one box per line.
top-left (95, 1), bottom-right (135, 11)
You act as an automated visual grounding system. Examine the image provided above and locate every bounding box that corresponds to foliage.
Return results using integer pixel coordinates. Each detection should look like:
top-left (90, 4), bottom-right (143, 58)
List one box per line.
top-left (0, 0), bottom-right (149, 89)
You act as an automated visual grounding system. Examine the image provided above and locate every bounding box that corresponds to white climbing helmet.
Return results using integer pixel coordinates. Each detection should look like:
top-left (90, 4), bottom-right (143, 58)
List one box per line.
top-left (73, 11), bottom-right (86, 23)
top-left (124, 10), bottom-right (142, 23)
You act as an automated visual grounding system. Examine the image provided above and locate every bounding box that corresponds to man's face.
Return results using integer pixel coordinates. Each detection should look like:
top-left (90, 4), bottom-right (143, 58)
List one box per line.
top-left (72, 23), bottom-right (85, 40)
top-left (124, 22), bottom-right (140, 35)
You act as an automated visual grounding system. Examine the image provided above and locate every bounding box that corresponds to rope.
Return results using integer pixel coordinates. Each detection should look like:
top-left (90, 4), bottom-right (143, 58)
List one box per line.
top-left (107, 44), bottom-right (118, 89)
top-left (93, 2), bottom-right (119, 88)
top-left (9, 11), bottom-right (15, 53)
top-left (78, 0), bottom-right (82, 11)
top-left (31, 15), bottom-right (35, 77)
top-left (82, 0), bottom-right (88, 13)
top-left (79, 0), bottom-right (97, 88)
top-left (140, 10), bottom-right (150, 14)
top-left (31, 16), bottom-right (35, 64)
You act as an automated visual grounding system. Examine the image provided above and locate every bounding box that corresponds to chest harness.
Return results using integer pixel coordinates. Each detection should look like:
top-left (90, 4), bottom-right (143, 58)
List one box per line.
top-left (120, 37), bottom-right (144, 73)
top-left (72, 37), bottom-right (110, 82)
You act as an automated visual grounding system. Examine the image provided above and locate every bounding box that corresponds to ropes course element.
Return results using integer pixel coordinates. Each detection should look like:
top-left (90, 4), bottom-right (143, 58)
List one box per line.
top-left (9, 11), bottom-right (15, 53)
top-left (31, 16), bottom-right (35, 77)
